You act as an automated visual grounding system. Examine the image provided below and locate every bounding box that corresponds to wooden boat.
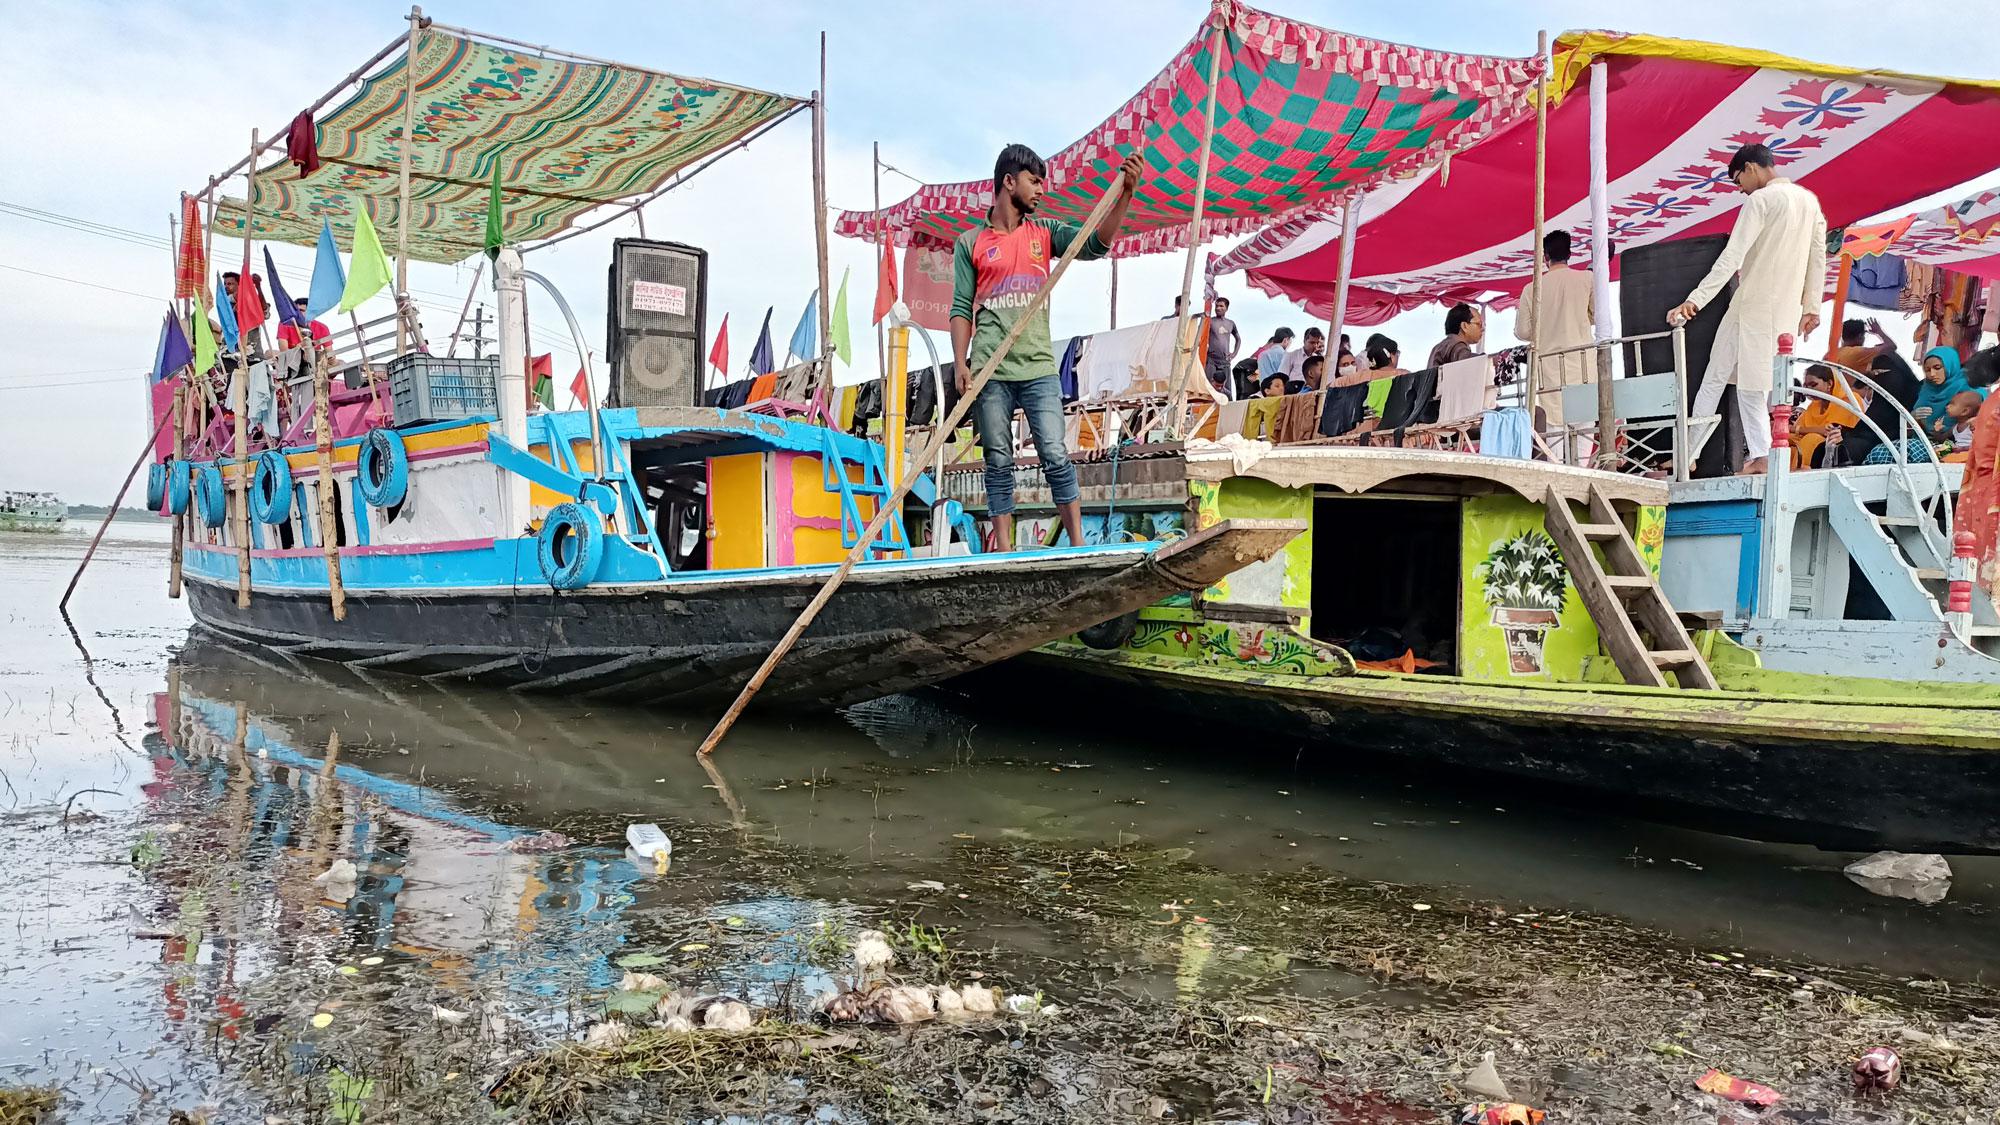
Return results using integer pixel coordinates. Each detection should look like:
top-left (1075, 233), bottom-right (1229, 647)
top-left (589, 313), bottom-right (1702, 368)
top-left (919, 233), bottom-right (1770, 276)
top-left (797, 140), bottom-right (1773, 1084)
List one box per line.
top-left (0, 490), bottom-right (67, 533)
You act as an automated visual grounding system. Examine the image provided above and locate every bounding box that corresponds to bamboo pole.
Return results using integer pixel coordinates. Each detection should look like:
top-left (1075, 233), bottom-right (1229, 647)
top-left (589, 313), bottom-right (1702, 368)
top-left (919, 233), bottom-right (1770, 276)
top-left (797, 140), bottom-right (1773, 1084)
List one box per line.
top-left (1325, 194), bottom-right (1359, 389)
top-left (312, 341), bottom-right (347, 621)
top-left (59, 412), bottom-right (172, 611)
top-left (395, 6), bottom-right (423, 355)
top-left (1587, 60), bottom-right (1616, 468)
top-left (697, 173), bottom-right (1132, 756)
top-left (169, 208), bottom-right (186, 600)
top-left (1109, 257), bottom-right (1119, 329)
top-left (1528, 30), bottom-right (1549, 446)
top-left (234, 130), bottom-right (257, 609)
top-left (445, 260), bottom-right (484, 359)
top-left (1166, 21), bottom-right (1228, 436)
top-left (1824, 254), bottom-right (1852, 361)
top-left (873, 141), bottom-right (886, 387)
top-left (810, 34), bottom-right (833, 414)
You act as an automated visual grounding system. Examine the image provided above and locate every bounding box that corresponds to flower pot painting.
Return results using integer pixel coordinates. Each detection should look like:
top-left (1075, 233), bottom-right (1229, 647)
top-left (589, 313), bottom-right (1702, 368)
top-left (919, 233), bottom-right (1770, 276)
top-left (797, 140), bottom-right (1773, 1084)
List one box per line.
top-left (1479, 531), bottom-right (1569, 675)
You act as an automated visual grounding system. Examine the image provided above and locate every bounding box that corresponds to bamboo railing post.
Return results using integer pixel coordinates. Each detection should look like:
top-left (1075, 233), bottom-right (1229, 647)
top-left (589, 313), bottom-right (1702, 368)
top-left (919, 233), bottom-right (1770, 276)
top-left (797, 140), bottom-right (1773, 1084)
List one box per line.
top-left (312, 342), bottom-right (347, 621)
top-left (810, 34), bottom-right (833, 414)
top-left (696, 174), bottom-right (1132, 756)
top-left (234, 130), bottom-right (258, 609)
top-left (169, 378), bottom-right (185, 598)
top-left (60, 412), bottom-right (173, 611)
top-left (1166, 20), bottom-right (1228, 436)
top-left (395, 5), bottom-right (423, 355)
top-left (1528, 30), bottom-right (1549, 447)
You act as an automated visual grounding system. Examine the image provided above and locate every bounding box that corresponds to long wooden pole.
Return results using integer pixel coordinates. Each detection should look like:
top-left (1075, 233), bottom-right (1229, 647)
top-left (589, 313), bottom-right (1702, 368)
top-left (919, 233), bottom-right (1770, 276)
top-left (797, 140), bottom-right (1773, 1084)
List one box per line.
top-left (395, 6), bottom-right (423, 355)
top-left (1528, 30), bottom-right (1549, 444)
top-left (1109, 257), bottom-right (1119, 330)
top-left (810, 33), bottom-right (833, 414)
top-left (61, 412), bottom-right (173, 611)
top-left (697, 174), bottom-right (1132, 756)
top-left (1166, 21), bottom-right (1228, 436)
top-left (168, 209), bottom-right (186, 600)
top-left (873, 141), bottom-right (886, 387)
top-left (234, 130), bottom-right (257, 609)
top-left (312, 341), bottom-right (347, 621)
top-left (445, 260), bottom-right (484, 359)
top-left (1325, 194), bottom-right (1359, 389)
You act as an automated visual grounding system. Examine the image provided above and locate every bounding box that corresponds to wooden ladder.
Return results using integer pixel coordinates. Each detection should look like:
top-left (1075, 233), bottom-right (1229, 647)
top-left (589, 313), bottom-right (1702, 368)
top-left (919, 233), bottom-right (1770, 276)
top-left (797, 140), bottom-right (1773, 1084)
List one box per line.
top-left (1542, 484), bottom-right (1718, 690)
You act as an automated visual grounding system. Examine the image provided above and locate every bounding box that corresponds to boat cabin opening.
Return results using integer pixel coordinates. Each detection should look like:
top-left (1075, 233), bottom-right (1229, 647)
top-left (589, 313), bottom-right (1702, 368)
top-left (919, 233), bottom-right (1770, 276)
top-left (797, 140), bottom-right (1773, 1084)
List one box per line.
top-left (1309, 494), bottom-right (1460, 672)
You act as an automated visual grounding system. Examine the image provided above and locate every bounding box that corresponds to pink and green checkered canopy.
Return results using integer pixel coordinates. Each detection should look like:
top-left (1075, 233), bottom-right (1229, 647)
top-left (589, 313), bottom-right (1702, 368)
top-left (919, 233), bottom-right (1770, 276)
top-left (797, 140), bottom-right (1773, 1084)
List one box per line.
top-left (834, 0), bottom-right (1540, 258)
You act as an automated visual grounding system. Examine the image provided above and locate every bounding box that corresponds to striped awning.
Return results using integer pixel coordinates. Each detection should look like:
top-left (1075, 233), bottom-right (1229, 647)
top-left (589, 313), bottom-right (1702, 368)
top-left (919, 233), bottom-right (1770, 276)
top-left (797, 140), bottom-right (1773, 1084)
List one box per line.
top-left (212, 27), bottom-right (805, 264)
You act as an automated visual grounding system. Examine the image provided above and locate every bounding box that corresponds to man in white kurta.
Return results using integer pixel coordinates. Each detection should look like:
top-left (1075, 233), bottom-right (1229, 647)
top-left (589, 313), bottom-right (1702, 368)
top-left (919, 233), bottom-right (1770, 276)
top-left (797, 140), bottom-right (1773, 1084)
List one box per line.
top-left (1673, 143), bottom-right (1828, 473)
top-left (1515, 230), bottom-right (1595, 438)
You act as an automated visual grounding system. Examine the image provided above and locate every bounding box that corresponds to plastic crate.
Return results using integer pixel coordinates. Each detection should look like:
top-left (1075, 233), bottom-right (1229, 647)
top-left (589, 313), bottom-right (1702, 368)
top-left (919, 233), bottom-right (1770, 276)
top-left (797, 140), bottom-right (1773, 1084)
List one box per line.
top-left (388, 355), bottom-right (500, 425)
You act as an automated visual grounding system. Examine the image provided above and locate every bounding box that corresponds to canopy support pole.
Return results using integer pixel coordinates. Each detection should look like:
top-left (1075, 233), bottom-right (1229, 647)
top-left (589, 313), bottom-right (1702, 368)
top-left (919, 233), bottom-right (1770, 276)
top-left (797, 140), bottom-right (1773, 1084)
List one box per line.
top-left (1325, 194), bottom-right (1359, 393)
top-left (1825, 254), bottom-right (1852, 361)
top-left (493, 248), bottom-right (532, 536)
top-left (1529, 30), bottom-right (1549, 451)
top-left (312, 339), bottom-right (347, 621)
top-left (168, 207), bottom-right (186, 601)
top-left (1588, 59), bottom-right (1616, 469)
top-left (811, 34), bottom-right (833, 415)
top-left (1109, 258), bottom-right (1119, 330)
top-left (394, 5), bottom-right (423, 355)
top-left (233, 130), bottom-right (258, 609)
top-left (874, 141), bottom-right (886, 387)
top-left (1167, 20), bottom-right (1228, 437)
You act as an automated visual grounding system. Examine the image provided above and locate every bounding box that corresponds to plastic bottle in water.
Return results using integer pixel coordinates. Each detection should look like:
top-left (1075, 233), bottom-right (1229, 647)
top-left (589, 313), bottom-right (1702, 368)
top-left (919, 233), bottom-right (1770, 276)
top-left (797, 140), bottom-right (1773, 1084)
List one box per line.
top-left (627, 823), bottom-right (671, 872)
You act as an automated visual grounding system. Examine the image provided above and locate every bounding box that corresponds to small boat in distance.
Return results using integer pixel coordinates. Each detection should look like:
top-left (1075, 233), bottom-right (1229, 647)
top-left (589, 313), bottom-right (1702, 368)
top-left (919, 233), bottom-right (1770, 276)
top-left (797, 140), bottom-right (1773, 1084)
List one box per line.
top-left (0, 491), bottom-right (67, 533)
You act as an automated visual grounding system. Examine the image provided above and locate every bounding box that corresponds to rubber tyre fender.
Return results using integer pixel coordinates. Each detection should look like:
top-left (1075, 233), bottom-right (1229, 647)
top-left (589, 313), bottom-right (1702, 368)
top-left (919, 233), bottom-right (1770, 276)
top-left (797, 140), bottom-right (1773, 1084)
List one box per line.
top-left (168, 459), bottom-right (192, 515)
top-left (195, 462), bottom-right (227, 529)
top-left (537, 502), bottom-right (605, 590)
top-left (356, 428), bottom-right (409, 508)
top-left (250, 450), bottom-right (293, 525)
top-left (1077, 611), bottom-right (1140, 651)
top-left (146, 462), bottom-right (169, 511)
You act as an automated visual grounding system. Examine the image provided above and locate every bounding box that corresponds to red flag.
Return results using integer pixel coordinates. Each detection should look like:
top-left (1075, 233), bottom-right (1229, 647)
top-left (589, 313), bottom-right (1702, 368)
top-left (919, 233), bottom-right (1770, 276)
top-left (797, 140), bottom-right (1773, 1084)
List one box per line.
top-left (529, 353), bottom-right (552, 410)
top-left (708, 313), bottom-right (730, 376)
top-left (235, 268), bottom-right (268, 337)
top-left (872, 239), bottom-right (899, 324)
top-left (175, 195), bottom-right (206, 300)
top-left (569, 365), bottom-right (590, 408)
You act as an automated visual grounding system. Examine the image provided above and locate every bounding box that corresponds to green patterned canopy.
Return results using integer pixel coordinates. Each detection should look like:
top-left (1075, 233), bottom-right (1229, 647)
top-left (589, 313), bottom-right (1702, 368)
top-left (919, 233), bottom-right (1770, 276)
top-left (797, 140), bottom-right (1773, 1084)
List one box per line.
top-left (212, 28), bottom-right (805, 264)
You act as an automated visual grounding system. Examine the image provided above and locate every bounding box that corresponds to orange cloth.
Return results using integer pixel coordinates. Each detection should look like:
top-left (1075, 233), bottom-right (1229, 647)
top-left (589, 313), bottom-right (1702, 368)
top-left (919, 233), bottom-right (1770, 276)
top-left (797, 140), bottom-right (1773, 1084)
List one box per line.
top-left (1954, 390), bottom-right (2000, 593)
top-left (1793, 374), bottom-right (1860, 468)
top-left (1354, 649), bottom-right (1441, 673)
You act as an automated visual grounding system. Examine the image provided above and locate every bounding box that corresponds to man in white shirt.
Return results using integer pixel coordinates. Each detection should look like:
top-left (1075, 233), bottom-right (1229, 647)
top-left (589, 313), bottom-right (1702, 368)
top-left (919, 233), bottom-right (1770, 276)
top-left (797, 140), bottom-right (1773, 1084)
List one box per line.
top-left (1279, 327), bottom-right (1326, 391)
top-left (1515, 230), bottom-right (1595, 436)
top-left (1671, 143), bottom-right (1828, 474)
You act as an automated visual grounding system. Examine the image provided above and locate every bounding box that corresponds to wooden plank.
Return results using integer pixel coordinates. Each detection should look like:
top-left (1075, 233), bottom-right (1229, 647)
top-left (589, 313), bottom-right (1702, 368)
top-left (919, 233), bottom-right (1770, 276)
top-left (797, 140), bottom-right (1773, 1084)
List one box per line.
top-left (1577, 521), bottom-right (1623, 540)
top-left (1588, 484), bottom-right (1719, 690)
top-left (1649, 649), bottom-right (1699, 667)
top-left (1544, 485), bottom-right (1667, 688)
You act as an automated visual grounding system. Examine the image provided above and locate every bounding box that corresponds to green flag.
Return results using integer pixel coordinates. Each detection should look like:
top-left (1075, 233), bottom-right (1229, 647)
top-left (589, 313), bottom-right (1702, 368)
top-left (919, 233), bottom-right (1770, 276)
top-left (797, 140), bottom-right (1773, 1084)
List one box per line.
top-left (338, 204), bottom-right (393, 313)
top-left (190, 291), bottom-right (217, 374)
top-left (829, 267), bottom-right (852, 366)
top-left (483, 161), bottom-right (503, 261)
top-left (534, 373), bottom-right (554, 409)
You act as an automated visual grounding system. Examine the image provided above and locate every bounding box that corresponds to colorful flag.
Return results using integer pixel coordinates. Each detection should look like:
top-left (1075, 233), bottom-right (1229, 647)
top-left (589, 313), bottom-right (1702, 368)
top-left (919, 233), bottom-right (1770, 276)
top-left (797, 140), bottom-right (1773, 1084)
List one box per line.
top-left (175, 195), bottom-right (206, 300)
top-left (338, 203), bottom-right (392, 313)
top-left (215, 272), bottom-right (240, 351)
top-left (190, 292), bottom-right (218, 375)
top-left (307, 220), bottom-right (345, 320)
top-left (873, 239), bottom-right (899, 324)
top-left (899, 245), bottom-right (955, 333)
top-left (530, 352), bottom-right (553, 409)
top-left (569, 364), bottom-right (590, 408)
top-left (235, 265), bottom-right (268, 337)
top-left (788, 291), bottom-right (817, 363)
top-left (484, 160), bottom-right (504, 262)
top-left (708, 313), bottom-right (730, 383)
top-left (264, 247), bottom-right (302, 328)
top-left (748, 306), bottom-right (774, 377)
top-left (153, 307), bottom-right (192, 383)
top-left (829, 268), bottom-right (852, 366)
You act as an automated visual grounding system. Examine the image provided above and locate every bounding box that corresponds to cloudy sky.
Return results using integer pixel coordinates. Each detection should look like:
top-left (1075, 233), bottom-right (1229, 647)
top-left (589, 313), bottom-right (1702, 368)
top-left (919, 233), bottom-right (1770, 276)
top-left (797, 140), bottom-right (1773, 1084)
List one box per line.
top-left (1, 0), bottom-right (1990, 502)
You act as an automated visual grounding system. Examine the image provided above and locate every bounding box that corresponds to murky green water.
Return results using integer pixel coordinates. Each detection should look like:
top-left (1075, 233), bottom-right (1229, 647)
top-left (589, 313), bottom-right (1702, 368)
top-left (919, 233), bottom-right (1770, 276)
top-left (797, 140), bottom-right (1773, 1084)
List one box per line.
top-left (3, 524), bottom-right (1998, 1123)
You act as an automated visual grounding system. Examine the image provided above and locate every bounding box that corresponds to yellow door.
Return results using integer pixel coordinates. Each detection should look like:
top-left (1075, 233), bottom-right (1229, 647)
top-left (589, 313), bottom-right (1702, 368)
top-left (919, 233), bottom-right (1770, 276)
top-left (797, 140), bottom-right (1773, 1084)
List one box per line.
top-left (706, 453), bottom-right (768, 569)
top-left (787, 453), bottom-right (876, 565)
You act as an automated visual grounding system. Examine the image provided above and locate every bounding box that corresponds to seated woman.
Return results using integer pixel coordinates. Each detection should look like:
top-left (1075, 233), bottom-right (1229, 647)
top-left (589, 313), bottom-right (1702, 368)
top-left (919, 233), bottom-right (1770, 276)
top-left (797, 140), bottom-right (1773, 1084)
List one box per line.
top-left (1912, 346), bottom-right (1973, 444)
top-left (1318, 335), bottom-right (1402, 439)
top-left (1792, 363), bottom-right (1860, 469)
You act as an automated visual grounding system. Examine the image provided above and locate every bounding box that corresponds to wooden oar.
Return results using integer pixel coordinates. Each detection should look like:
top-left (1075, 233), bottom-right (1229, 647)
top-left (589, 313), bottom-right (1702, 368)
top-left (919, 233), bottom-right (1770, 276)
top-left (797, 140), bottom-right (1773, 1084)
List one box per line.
top-left (59, 409), bottom-right (172, 611)
top-left (697, 176), bottom-right (1132, 756)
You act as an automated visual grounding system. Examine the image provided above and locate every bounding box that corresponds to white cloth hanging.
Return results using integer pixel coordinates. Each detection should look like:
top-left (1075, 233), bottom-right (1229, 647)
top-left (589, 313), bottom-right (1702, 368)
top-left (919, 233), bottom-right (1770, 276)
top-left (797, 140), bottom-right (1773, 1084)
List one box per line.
top-left (1075, 319), bottom-right (1178, 400)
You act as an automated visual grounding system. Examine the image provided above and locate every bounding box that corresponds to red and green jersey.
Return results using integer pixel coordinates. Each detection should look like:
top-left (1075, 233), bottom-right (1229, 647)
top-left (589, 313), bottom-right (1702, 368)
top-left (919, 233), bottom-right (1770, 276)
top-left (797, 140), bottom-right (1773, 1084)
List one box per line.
top-left (950, 216), bottom-right (1108, 383)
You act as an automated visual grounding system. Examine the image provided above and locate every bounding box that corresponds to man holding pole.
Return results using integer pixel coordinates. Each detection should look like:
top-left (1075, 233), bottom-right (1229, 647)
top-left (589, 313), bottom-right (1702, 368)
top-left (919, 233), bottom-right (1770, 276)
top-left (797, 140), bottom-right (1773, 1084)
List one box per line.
top-left (953, 144), bottom-right (1143, 552)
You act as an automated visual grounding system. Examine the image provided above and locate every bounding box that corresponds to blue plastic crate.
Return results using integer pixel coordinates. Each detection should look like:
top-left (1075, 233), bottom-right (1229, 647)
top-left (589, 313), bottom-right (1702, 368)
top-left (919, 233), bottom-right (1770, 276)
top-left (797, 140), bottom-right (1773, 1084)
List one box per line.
top-left (388, 355), bottom-right (500, 425)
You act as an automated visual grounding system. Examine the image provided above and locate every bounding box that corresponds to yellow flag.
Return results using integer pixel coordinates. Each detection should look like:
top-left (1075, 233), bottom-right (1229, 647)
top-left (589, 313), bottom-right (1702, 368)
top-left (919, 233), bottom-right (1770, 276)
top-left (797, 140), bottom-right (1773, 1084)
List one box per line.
top-left (338, 204), bottom-right (393, 313)
top-left (190, 291), bottom-right (218, 373)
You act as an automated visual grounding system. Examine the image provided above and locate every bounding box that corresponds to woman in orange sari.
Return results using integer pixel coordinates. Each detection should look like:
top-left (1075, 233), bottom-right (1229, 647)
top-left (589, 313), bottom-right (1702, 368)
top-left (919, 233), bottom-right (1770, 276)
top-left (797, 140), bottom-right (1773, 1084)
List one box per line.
top-left (1792, 364), bottom-right (1860, 469)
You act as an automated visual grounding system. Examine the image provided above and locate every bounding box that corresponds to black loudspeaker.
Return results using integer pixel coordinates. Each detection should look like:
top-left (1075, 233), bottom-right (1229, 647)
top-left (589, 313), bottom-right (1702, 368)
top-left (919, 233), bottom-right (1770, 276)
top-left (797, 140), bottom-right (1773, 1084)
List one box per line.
top-left (607, 238), bottom-right (708, 409)
top-left (1619, 234), bottom-right (1739, 478)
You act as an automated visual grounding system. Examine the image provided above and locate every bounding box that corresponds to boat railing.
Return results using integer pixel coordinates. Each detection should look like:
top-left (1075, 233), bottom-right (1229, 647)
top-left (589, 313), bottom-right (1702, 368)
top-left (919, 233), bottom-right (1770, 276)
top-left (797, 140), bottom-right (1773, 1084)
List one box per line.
top-left (1781, 356), bottom-right (1955, 565)
top-left (1527, 326), bottom-right (1713, 482)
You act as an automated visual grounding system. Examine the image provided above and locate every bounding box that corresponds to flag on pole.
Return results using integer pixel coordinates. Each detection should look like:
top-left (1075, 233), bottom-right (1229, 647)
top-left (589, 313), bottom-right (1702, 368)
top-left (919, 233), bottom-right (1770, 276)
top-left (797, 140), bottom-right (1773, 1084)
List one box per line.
top-left (175, 195), bottom-right (206, 300)
top-left (215, 272), bottom-right (240, 350)
top-left (748, 306), bottom-right (774, 377)
top-left (235, 264), bottom-right (268, 337)
top-left (530, 353), bottom-right (554, 409)
top-left (264, 247), bottom-right (302, 328)
top-left (338, 203), bottom-right (392, 313)
top-left (708, 313), bottom-right (730, 384)
top-left (483, 160), bottom-right (505, 262)
top-left (873, 240), bottom-right (899, 324)
top-left (569, 364), bottom-right (590, 409)
top-left (153, 307), bottom-right (192, 383)
top-left (787, 292), bottom-right (816, 363)
top-left (829, 268), bottom-right (853, 366)
top-left (190, 292), bottom-right (218, 375)
top-left (307, 220), bottom-right (345, 320)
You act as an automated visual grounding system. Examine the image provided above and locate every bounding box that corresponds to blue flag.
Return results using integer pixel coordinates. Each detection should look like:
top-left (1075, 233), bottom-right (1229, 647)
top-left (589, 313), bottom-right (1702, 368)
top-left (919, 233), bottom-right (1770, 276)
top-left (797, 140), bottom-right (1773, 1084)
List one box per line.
top-left (749, 306), bottom-right (774, 378)
top-left (153, 306), bottom-right (192, 383)
top-left (215, 272), bottom-right (239, 350)
top-left (264, 247), bottom-right (302, 328)
top-left (306, 220), bottom-right (345, 320)
top-left (787, 291), bottom-right (817, 364)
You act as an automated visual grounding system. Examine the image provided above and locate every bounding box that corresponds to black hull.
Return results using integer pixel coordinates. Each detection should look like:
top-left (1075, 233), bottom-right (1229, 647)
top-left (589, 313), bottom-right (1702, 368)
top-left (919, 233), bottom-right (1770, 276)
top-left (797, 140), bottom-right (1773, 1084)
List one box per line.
top-left (183, 521), bottom-right (1301, 710)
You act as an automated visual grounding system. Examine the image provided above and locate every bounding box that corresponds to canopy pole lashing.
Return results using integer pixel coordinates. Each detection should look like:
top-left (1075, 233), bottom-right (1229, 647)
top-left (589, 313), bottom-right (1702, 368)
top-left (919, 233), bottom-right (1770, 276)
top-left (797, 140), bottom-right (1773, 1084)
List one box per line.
top-left (1166, 19), bottom-right (1228, 437)
top-left (695, 173), bottom-right (1134, 757)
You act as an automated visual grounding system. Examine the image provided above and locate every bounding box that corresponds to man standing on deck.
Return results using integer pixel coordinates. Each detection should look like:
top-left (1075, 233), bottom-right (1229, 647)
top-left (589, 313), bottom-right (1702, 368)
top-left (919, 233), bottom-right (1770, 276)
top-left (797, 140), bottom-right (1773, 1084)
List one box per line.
top-left (1670, 142), bottom-right (1828, 475)
top-left (1515, 230), bottom-right (1594, 438)
top-left (1206, 297), bottom-right (1240, 396)
top-left (953, 143), bottom-right (1144, 551)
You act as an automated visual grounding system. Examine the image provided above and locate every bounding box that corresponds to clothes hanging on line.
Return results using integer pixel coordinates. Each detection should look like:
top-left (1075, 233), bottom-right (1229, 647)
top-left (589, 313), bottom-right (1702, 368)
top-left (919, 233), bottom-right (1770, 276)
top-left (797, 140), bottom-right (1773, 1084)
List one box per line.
top-left (1479, 407), bottom-right (1533, 459)
top-left (1075, 319), bottom-right (1178, 401)
top-left (1057, 335), bottom-right (1085, 401)
top-left (1436, 354), bottom-right (1494, 424)
top-left (1847, 252), bottom-right (1906, 311)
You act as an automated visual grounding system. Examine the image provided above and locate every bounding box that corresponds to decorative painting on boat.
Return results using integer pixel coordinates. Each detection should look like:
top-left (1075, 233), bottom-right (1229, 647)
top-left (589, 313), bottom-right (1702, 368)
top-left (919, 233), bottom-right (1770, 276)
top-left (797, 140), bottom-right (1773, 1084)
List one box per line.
top-left (1461, 493), bottom-right (1601, 682)
top-left (1201, 477), bottom-right (1313, 614)
top-left (1125, 619), bottom-right (1346, 677)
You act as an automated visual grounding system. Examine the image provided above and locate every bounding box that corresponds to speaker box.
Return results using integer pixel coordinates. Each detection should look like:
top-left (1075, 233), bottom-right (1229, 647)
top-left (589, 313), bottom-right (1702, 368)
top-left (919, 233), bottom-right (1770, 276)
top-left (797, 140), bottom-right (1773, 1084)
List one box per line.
top-left (607, 238), bottom-right (708, 409)
top-left (1619, 234), bottom-right (1741, 477)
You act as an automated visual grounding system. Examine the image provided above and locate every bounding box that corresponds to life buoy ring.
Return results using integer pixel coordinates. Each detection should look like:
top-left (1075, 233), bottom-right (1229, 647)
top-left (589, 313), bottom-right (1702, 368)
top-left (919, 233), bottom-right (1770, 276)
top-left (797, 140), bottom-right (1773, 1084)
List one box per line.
top-left (167, 459), bottom-right (192, 516)
top-left (537, 502), bottom-right (604, 590)
top-left (356, 428), bottom-right (409, 508)
top-left (250, 450), bottom-right (293, 525)
top-left (146, 462), bottom-right (168, 511)
top-left (195, 463), bottom-right (227, 529)
top-left (1078, 611), bottom-right (1139, 651)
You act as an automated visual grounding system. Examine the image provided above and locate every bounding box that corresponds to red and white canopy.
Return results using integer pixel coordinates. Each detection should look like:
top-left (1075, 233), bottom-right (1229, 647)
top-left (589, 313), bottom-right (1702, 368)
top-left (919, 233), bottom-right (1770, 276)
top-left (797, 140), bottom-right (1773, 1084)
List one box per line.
top-left (1214, 32), bottom-right (2000, 324)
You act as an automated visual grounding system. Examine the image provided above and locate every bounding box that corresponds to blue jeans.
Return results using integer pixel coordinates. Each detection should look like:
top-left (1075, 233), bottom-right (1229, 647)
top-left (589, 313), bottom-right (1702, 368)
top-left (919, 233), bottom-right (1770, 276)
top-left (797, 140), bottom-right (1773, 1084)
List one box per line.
top-left (974, 374), bottom-right (1076, 517)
